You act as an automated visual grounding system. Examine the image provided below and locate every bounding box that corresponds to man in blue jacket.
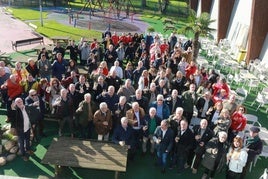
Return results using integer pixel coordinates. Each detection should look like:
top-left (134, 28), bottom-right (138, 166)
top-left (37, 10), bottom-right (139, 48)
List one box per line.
top-left (112, 117), bottom-right (135, 161)
top-left (150, 94), bottom-right (170, 120)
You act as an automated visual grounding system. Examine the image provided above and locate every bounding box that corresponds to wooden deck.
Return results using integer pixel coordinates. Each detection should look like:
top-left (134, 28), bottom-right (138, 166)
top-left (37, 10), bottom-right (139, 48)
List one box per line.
top-left (42, 137), bottom-right (128, 179)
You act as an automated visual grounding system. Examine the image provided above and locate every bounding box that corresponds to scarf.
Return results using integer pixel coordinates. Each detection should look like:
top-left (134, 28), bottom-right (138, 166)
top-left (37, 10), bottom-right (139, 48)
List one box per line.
top-left (246, 136), bottom-right (260, 146)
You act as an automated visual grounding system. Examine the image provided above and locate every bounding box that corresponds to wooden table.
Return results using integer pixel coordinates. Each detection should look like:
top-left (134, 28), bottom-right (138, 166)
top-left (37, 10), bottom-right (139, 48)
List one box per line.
top-left (51, 36), bottom-right (71, 45)
top-left (0, 52), bottom-right (11, 63)
top-left (42, 137), bottom-right (128, 179)
top-left (11, 55), bottom-right (38, 64)
top-left (33, 44), bottom-right (55, 55)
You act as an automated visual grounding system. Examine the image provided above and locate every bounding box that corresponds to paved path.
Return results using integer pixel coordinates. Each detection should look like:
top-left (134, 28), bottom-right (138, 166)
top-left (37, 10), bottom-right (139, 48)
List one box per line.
top-left (0, 7), bottom-right (52, 53)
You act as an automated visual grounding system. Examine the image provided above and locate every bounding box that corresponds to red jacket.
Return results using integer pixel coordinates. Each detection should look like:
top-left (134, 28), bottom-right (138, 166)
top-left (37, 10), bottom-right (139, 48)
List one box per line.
top-left (185, 65), bottom-right (197, 79)
top-left (7, 79), bottom-right (23, 100)
top-left (230, 112), bottom-right (247, 131)
top-left (111, 35), bottom-right (119, 46)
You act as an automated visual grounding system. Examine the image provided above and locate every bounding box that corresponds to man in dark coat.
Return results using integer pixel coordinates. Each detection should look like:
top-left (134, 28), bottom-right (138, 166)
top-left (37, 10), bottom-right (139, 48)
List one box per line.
top-left (53, 88), bottom-right (74, 138)
top-left (112, 117), bottom-right (135, 161)
top-left (165, 89), bottom-right (182, 114)
top-left (128, 89), bottom-right (148, 113)
top-left (196, 91), bottom-right (214, 119)
top-left (240, 126), bottom-right (263, 179)
top-left (25, 89), bottom-right (46, 141)
top-left (13, 98), bottom-right (35, 161)
top-left (201, 131), bottom-right (229, 179)
top-left (153, 119), bottom-right (174, 173)
top-left (191, 119), bottom-right (214, 174)
top-left (173, 119), bottom-right (194, 173)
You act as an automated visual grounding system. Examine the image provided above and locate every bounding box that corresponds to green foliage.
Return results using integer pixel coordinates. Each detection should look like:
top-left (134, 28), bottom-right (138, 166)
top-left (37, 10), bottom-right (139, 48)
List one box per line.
top-left (147, 26), bottom-right (155, 33)
top-left (8, 7), bottom-right (48, 20)
top-left (32, 20), bottom-right (102, 41)
top-left (179, 9), bottom-right (215, 38)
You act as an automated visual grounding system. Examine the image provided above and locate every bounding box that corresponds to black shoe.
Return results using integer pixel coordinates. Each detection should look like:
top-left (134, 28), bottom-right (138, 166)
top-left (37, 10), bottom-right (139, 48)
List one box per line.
top-left (141, 152), bottom-right (146, 156)
top-left (161, 168), bottom-right (166, 173)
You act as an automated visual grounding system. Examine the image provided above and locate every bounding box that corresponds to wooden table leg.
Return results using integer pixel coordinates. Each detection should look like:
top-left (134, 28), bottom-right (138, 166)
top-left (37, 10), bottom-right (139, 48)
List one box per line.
top-left (115, 171), bottom-right (119, 179)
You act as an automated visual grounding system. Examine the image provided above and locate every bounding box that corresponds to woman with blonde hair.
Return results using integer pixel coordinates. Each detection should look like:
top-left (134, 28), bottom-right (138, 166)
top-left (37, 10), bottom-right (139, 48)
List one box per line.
top-left (99, 61), bottom-right (109, 76)
top-left (226, 136), bottom-right (248, 179)
top-left (138, 70), bottom-right (150, 90)
top-left (213, 108), bottom-right (231, 135)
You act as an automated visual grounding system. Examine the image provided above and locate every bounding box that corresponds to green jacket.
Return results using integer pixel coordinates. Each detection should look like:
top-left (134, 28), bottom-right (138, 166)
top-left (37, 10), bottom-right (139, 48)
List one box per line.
top-left (76, 100), bottom-right (97, 127)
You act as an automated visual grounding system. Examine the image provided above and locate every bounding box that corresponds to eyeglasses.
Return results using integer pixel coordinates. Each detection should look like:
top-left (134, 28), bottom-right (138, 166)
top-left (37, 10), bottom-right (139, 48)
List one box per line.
top-left (239, 108), bottom-right (244, 111)
top-left (31, 94), bottom-right (37, 97)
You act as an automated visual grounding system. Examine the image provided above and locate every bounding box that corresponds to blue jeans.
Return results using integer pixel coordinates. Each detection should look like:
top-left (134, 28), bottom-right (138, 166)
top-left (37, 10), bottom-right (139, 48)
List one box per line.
top-left (18, 129), bottom-right (31, 156)
top-left (157, 151), bottom-right (168, 168)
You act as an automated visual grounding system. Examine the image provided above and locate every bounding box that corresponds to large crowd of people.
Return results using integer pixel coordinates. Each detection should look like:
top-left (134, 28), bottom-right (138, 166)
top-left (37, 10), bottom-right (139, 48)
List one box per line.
top-left (0, 31), bottom-right (264, 179)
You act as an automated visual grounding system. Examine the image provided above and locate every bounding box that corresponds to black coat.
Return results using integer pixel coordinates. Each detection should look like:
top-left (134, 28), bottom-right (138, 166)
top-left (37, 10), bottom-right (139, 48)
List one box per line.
top-left (202, 137), bottom-right (228, 171)
top-left (245, 136), bottom-right (263, 162)
top-left (14, 106), bottom-right (38, 133)
top-left (192, 125), bottom-right (214, 154)
top-left (154, 127), bottom-right (174, 153)
top-left (175, 128), bottom-right (194, 156)
top-left (165, 96), bottom-right (183, 114)
top-left (196, 97), bottom-right (214, 118)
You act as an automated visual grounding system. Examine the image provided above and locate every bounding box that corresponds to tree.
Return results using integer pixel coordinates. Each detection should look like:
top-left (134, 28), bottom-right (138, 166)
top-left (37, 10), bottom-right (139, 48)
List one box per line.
top-left (141, 0), bottom-right (146, 8)
top-left (179, 9), bottom-right (215, 62)
top-left (158, 0), bottom-right (169, 14)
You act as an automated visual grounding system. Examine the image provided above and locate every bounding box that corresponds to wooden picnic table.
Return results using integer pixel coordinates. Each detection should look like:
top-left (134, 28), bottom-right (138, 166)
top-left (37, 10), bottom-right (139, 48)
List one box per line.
top-left (42, 137), bottom-right (128, 179)
top-left (51, 36), bottom-right (71, 45)
top-left (33, 44), bottom-right (55, 55)
top-left (0, 52), bottom-right (10, 61)
top-left (11, 55), bottom-right (38, 64)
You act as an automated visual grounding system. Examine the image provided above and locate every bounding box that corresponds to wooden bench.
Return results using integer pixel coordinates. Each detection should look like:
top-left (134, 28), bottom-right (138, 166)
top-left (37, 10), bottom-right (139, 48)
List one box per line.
top-left (42, 137), bottom-right (128, 179)
top-left (11, 36), bottom-right (44, 51)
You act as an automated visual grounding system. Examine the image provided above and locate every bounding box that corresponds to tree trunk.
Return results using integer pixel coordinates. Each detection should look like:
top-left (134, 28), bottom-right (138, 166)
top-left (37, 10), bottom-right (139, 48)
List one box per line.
top-left (141, 0), bottom-right (146, 8)
top-left (192, 31), bottom-right (200, 62)
top-left (159, 0), bottom-right (168, 14)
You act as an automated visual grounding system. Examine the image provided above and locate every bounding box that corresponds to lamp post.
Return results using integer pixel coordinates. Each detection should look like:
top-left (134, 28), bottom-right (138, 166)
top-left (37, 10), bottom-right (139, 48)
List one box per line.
top-left (39, 0), bottom-right (43, 27)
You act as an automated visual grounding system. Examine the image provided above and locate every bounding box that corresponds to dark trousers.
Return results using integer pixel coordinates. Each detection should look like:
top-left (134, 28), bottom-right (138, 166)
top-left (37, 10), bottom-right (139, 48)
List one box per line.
top-left (239, 161), bottom-right (251, 179)
top-left (18, 129), bottom-right (31, 156)
top-left (204, 168), bottom-right (217, 178)
top-left (59, 116), bottom-right (74, 135)
top-left (227, 170), bottom-right (241, 179)
top-left (78, 124), bottom-right (88, 139)
top-left (183, 111), bottom-right (193, 125)
top-left (192, 153), bottom-right (203, 169)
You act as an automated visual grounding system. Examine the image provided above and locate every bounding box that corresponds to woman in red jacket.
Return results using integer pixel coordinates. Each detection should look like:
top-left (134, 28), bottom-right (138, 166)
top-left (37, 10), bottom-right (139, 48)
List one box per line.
top-left (4, 74), bottom-right (23, 125)
top-left (229, 105), bottom-right (247, 142)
